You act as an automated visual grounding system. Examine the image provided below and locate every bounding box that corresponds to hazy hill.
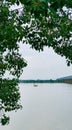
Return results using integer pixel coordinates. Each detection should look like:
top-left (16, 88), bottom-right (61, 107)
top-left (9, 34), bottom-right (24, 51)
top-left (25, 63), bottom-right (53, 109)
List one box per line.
top-left (57, 75), bottom-right (72, 80)
top-left (56, 75), bottom-right (72, 84)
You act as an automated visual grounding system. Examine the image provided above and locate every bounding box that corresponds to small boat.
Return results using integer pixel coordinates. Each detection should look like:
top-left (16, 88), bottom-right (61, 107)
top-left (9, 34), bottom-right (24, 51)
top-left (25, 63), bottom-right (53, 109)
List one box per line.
top-left (33, 84), bottom-right (38, 87)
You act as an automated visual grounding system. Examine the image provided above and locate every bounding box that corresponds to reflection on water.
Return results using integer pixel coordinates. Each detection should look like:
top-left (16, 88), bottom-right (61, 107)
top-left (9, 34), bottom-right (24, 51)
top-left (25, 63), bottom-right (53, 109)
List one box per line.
top-left (0, 83), bottom-right (72, 130)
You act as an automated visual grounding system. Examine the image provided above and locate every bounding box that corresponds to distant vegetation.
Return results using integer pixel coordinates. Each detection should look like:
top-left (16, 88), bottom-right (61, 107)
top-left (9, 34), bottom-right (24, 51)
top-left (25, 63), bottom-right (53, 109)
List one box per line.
top-left (57, 75), bottom-right (72, 84)
top-left (19, 79), bottom-right (64, 83)
top-left (19, 76), bottom-right (72, 84)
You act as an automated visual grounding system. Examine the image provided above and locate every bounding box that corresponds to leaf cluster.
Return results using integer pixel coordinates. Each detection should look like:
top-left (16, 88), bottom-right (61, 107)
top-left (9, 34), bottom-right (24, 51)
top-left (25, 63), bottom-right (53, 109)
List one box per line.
top-left (0, 2), bottom-right (27, 125)
top-left (0, 78), bottom-right (22, 125)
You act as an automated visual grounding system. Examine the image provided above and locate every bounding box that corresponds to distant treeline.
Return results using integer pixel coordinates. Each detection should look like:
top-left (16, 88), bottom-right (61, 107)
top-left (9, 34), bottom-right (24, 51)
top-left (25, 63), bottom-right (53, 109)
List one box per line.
top-left (19, 79), bottom-right (64, 83)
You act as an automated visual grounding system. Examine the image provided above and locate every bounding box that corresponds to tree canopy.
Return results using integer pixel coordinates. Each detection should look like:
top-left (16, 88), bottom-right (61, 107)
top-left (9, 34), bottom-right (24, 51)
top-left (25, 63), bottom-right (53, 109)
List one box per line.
top-left (21, 0), bottom-right (72, 65)
top-left (1, 0), bottom-right (71, 65)
top-left (0, 1), bottom-right (27, 125)
top-left (0, 0), bottom-right (72, 125)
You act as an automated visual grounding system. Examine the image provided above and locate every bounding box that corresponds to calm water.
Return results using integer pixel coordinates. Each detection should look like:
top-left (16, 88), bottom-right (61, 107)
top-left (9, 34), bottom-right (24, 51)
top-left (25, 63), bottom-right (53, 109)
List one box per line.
top-left (0, 83), bottom-right (72, 130)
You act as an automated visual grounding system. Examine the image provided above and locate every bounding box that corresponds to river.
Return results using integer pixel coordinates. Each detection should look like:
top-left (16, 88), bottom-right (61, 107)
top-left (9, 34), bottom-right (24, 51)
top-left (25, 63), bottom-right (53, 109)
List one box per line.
top-left (0, 83), bottom-right (72, 130)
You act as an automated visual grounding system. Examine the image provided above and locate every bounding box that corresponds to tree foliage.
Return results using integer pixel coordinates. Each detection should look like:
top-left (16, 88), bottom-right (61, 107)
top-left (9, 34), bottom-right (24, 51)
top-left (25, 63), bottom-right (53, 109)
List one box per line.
top-left (0, 79), bottom-right (22, 125)
top-left (0, 2), bottom-right (27, 125)
top-left (1, 0), bottom-right (71, 65)
top-left (21, 0), bottom-right (72, 65)
top-left (0, 0), bottom-right (72, 125)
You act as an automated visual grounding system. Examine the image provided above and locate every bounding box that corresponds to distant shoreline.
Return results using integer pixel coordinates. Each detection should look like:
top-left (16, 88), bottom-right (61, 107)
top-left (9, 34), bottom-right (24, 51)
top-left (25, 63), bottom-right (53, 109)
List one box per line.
top-left (19, 76), bottom-right (72, 84)
top-left (19, 79), bottom-right (72, 84)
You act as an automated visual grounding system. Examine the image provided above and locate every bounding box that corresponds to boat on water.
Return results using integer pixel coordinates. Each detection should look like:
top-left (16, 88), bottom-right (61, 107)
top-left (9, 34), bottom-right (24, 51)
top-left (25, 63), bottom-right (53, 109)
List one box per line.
top-left (33, 84), bottom-right (38, 87)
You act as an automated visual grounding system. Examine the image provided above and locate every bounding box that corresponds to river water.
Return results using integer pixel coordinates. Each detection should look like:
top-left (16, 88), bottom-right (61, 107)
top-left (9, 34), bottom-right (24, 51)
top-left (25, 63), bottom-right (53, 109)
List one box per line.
top-left (0, 83), bottom-right (72, 130)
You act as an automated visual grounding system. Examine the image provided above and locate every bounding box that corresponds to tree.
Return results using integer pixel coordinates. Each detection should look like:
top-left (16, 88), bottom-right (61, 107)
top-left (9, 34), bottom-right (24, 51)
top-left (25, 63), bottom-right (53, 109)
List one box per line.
top-left (21, 0), bottom-right (72, 65)
top-left (2, 0), bottom-right (71, 65)
top-left (0, 79), bottom-right (22, 125)
top-left (0, 2), bottom-right (27, 125)
top-left (0, 0), bottom-right (72, 125)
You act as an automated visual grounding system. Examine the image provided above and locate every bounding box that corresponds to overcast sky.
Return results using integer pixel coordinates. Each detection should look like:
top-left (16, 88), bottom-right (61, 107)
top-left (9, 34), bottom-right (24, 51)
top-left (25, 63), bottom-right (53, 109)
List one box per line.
top-left (19, 43), bottom-right (72, 80)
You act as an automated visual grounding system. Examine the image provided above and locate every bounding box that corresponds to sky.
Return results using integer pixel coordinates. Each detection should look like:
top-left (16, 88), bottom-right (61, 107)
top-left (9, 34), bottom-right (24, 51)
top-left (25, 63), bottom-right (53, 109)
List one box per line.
top-left (19, 43), bottom-right (72, 80)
